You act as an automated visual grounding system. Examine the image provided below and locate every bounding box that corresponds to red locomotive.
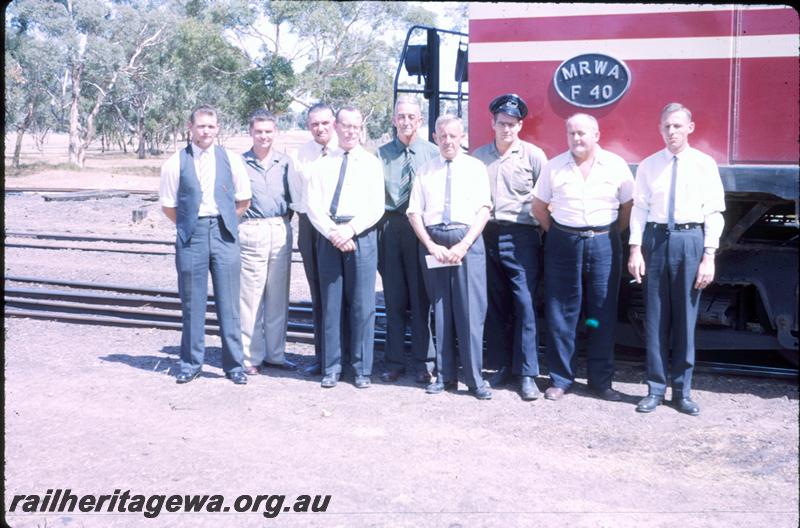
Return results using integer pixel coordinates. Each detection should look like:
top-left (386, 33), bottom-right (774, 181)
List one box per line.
top-left (394, 4), bottom-right (798, 361)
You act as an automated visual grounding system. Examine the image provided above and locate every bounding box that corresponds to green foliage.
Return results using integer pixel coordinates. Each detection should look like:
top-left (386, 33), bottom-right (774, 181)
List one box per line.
top-left (256, 1), bottom-right (436, 138)
top-left (5, 0), bottom-right (447, 159)
top-left (238, 54), bottom-right (296, 121)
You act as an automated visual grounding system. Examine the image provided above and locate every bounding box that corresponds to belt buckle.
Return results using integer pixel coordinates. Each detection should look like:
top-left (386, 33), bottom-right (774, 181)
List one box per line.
top-left (579, 229), bottom-right (594, 238)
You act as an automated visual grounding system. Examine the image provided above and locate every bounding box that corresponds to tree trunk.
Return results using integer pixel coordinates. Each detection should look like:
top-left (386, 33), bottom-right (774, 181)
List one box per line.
top-left (12, 101), bottom-right (35, 168)
top-left (136, 114), bottom-right (146, 159)
top-left (68, 62), bottom-right (83, 166)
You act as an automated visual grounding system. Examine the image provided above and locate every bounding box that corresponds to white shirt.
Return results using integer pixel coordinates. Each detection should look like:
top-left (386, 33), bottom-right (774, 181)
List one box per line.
top-left (305, 145), bottom-right (384, 239)
top-left (290, 135), bottom-right (339, 213)
top-left (532, 146), bottom-right (634, 227)
top-left (629, 147), bottom-right (726, 248)
top-left (407, 153), bottom-right (492, 226)
top-left (159, 144), bottom-right (251, 216)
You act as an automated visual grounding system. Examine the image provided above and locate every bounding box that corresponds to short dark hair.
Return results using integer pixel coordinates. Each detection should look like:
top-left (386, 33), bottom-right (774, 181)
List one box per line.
top-left (335, 106), bottom-right (362, 123)
top-left (248, 108), bottom-right (277, 129)
top-left (189, 104), bottom-right (218, 124)
top-left (307, 103), bottom-right (334, 121)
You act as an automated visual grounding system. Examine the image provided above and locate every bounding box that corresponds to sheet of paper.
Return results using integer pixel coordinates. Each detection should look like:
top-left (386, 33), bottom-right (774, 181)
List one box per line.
top-left (425, 254), bottom-right (462, 269)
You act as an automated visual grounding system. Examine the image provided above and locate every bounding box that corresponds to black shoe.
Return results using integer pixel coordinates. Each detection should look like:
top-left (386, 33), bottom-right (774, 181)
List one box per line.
top-left (636, 394), bottom-right (663, 413)
top-left (673, 397), bottom-right (700, 416)
top-left (176, 370), bottom-right (201, 384)
top-left (302, 362), bottom-right (322, 377)
top-left (354, 375), bottom-right (371, 389)
top-left (321, 373), bottom-right (339, 388)
top-left (520, 376), bottom-right (541, 401)
top-left (379, 369), bottom-right (404, 383)
top-left (425, 380), bottom-right (457, 394)
top-left (414, 371), bottom-right (432, 384)
top-left (470, 385), bottom-right (492, 400)
top-left (226, 371), bottom-right (248, 385)
top-left (591, 387), bottom-right (623, 402)
top-left (262, 358), bottom-right (298, 371)
top-left (487, 366), bottom-right (511, 388)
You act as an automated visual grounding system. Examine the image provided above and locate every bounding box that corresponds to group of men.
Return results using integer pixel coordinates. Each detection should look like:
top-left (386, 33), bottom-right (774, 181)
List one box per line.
top-left (159, 94), bottom-right (725, 414)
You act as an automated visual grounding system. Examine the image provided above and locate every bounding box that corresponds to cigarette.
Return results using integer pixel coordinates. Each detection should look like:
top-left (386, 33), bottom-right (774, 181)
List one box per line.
top-left (629, 279), bottom-right (638, 283)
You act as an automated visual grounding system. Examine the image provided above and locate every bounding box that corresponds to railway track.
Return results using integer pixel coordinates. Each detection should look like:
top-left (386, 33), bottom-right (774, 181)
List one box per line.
top-left (5, 276), bottom-right (797, 380)
top-left (5, 186), bottom-right (158, 196)
top-left (4, 231), bottom-right (302, 258)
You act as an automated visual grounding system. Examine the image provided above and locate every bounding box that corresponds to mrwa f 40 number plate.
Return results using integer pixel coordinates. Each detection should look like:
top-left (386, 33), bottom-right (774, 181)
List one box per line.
top-left (553, 53), bottom-right (631, 108)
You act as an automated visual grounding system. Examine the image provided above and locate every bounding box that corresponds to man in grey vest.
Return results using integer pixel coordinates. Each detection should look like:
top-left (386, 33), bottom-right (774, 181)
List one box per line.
top-left (159, 104), bottom-right (252, 384)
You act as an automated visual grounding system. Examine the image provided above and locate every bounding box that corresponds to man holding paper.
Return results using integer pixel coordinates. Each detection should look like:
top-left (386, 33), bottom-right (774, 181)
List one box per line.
top-left (407, 115), bottom-right (493, 400)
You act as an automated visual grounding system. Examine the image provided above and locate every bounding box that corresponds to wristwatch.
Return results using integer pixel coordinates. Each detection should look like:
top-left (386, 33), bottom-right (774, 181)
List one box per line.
top-left (703, 247), bottom-right (717, 256)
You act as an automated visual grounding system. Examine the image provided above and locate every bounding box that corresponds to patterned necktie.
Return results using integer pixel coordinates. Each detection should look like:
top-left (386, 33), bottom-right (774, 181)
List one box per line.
top-left (321, 145), bottom-right (328, 158)
top-left (442, 159), bottom-right (452, 225)
top-left (667, 155), bottom-right (678, 230)
top-left (329, 151), bottom-right (349, 217)
top-left (397, 148), bottom-right (413, 209)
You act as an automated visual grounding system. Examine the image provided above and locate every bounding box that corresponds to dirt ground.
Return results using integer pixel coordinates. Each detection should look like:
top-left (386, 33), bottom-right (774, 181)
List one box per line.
top-left (3, 134), bottom-right (799, 527)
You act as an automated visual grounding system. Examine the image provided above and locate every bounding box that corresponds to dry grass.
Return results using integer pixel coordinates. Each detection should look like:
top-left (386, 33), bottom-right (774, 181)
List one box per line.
top-left (3, 130), bottom-right (314, 191)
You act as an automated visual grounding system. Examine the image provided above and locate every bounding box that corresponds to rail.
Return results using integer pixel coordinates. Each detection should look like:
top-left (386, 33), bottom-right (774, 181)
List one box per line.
top-left (5, 276), bottom-right (796, 380)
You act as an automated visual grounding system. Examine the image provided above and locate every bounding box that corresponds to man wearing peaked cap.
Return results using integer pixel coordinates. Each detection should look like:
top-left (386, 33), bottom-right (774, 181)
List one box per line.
top-left (489, 93), bottom-right (528, 120)
top-left (473, 93), bottom-right (548, 401)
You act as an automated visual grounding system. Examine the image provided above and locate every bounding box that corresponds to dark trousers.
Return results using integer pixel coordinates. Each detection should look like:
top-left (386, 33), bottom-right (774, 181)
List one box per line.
top-left (421, 225), bottom-right (487, 389)
top-left (642, 224), bottom-right (703, 398)
top-left (317, 228), bottom-right (378, 376)
top-left (175, 216), bottom-right (244, 374)
top-left (378, 212), bottom-right (435, 375)
top-left (483, 221), bottom-right (541, 376)
top-left (298, 213), bottom-right (324, 364)
top-left (543, 224), bottom-right (621, 390)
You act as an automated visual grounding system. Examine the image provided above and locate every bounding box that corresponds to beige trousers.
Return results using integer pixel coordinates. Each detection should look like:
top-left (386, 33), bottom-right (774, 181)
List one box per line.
top-left (238, 217), bottom-right (292, 367)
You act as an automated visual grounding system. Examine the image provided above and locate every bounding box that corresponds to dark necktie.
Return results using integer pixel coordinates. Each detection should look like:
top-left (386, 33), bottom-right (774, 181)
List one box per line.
top-left (668, 155), bottom-right (677, 230)
top-left (321, 145), bottom-right (328, 157)
top-left (397, 148), bottom-right (413, 209)
top-left (442, 160), bottom-right (452, 225)
top-left (329, 151), bottom-right (349, 217)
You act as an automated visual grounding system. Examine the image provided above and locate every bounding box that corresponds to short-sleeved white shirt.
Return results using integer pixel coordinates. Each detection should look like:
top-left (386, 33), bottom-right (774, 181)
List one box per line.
top-left (532, 146), bottom-right (634, 227)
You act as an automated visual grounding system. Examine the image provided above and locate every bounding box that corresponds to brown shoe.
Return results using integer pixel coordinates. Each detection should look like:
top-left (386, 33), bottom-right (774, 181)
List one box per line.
top-left (243, 366), bottom-right (261, 376)
top-left (544, 387), bottom-right (565, 401)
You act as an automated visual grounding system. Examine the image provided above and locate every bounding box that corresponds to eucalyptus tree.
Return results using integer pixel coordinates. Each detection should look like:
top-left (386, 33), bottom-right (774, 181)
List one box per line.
top-left (241, 1), bottom-right (435, 138)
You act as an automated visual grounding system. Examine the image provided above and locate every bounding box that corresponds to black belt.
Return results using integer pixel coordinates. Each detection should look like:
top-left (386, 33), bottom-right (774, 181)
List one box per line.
top-left (552, 221), bottom-right (612, 238)
top-left (428, 222), bottom-right (469, 231)
top-left (648, 222), bottom-right (702, 231)
top-left (330, 215), bottom-right (354, 225)
top-left (488, 219), bottom-right (537, 228)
